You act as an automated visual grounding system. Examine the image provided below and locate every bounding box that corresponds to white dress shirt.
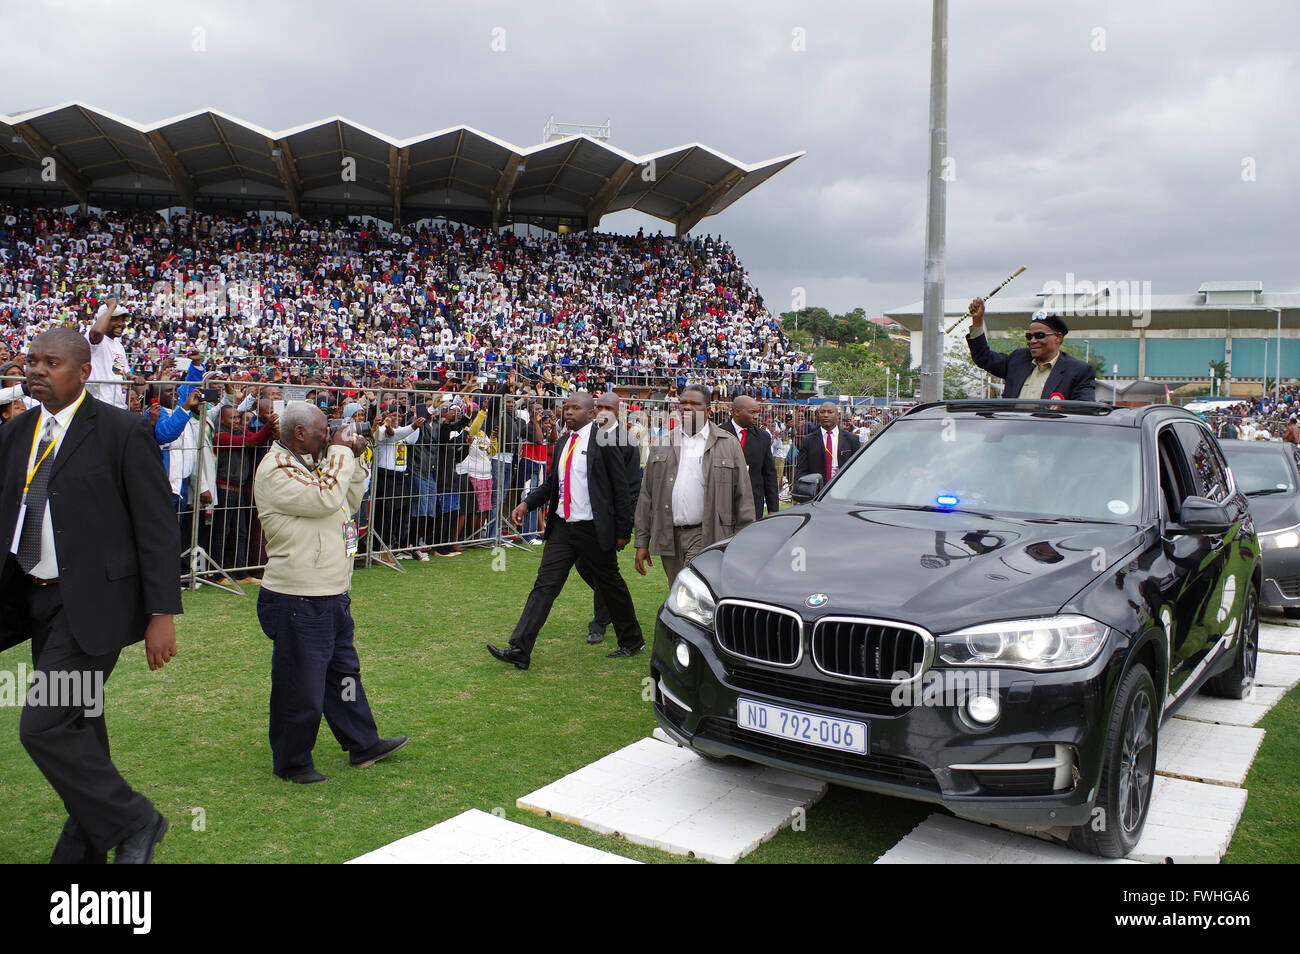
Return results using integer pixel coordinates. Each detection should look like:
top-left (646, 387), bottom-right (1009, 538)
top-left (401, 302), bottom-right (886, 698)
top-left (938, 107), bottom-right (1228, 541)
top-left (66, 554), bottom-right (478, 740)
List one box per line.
top-left (557, 421), bottom-right (594, 521)
top-left (10, 390), bottom-right (87, 578)
top-left (672, 422), bottom-right (710, 526)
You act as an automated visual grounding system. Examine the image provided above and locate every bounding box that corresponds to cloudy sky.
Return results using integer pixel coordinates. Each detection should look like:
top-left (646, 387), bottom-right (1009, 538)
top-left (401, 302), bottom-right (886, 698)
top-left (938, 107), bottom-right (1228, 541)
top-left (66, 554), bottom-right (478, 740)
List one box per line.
top-left (2, 0), bottom-right (1296, 317)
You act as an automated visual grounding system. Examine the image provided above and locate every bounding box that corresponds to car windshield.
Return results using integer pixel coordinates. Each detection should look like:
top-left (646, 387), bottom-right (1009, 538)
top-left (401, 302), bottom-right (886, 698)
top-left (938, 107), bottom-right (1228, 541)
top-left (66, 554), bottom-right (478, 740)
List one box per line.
top-left (1221, 448), bottom-right (1296, 495)
top-left (825, 417), bottom-right (1143, 522)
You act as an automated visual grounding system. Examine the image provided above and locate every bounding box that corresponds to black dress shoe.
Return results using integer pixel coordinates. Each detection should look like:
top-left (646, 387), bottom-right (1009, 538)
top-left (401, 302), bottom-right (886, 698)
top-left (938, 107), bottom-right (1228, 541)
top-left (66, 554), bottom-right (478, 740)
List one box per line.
top-left (487, 643), bottom-right (530, 670)
top-left (586, 631), bottom-right (606, 644)
top-left (276, 767), bottom-right (328, 784)
top-left (349, 735), bottom-right (410, 768)
top-left (50, 816), bottom-right (107, 865)
top-left (113, 812), bottom-right (168, 865)
top-left (606, 640), bottom-right (646, 659)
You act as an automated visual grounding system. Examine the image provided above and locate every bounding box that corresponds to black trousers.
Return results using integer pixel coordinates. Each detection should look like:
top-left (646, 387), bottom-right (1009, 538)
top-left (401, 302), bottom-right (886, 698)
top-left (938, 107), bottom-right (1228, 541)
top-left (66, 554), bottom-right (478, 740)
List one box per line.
top-left (18, 582), bottom-right (155, 854)
top-left (580, 558), bottom-right (614, 637)
top-left (508, 518), bottom-right (642, 656)
top-left (374, 467), bottom-right (411, 550)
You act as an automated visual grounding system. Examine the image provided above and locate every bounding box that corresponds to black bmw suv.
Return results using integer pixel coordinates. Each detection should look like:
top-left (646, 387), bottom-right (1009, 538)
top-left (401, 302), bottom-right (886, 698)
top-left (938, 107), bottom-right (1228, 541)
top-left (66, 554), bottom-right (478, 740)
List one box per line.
top-left (650, 400), bottom-right (1261, 857)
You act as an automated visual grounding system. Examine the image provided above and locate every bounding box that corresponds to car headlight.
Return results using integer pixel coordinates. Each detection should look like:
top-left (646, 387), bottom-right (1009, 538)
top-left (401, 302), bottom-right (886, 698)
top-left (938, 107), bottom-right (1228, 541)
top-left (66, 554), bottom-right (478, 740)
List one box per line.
top-left (936, 615), bottom-right (1108, 670)
top-left (667, 567), bottom-right (716, 629)
top-left (1261, 524), bottom-right (1300, 549)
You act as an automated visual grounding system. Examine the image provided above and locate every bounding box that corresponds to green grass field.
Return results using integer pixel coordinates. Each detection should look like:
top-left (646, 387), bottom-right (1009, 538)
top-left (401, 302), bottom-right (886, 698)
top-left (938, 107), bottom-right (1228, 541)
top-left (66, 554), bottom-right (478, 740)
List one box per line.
top-left (0, 549), bottom-right (1293, 863)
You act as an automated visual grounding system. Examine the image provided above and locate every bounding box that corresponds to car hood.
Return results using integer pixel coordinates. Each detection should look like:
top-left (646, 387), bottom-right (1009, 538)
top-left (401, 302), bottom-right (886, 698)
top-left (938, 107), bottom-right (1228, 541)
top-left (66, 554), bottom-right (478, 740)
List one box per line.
top-left (1242, 492), bottom-right (1300, 532)
top-left (706, 503), bottom-right (1146, 635)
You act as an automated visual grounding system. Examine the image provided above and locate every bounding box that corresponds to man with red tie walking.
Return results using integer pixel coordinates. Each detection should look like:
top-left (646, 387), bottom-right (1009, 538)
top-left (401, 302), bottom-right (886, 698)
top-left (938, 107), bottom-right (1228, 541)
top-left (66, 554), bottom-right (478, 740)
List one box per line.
top-left (794, 401), bottom-right (861, 489)
top-left (487, 393), bottom-right (643, 670)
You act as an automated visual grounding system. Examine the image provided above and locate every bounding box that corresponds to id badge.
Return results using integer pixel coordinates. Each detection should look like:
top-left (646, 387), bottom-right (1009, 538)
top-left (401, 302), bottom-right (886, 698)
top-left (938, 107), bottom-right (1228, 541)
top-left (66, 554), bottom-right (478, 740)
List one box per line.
top-left (344, 517), bottom-right (359, 557)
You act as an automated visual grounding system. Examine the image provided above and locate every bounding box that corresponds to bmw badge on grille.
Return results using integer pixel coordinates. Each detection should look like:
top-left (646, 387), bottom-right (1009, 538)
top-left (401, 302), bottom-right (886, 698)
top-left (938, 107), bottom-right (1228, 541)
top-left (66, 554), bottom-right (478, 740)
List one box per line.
top-left (805, 593), bottom-right (829, 608)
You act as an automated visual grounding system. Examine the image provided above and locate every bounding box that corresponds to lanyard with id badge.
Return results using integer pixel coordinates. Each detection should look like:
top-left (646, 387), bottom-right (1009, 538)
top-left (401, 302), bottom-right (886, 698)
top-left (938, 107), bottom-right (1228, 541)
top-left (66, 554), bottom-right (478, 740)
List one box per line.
top-left (289, 446), bottom-right (359, 558)
top-left (11, 391), bottom-right (86, 555)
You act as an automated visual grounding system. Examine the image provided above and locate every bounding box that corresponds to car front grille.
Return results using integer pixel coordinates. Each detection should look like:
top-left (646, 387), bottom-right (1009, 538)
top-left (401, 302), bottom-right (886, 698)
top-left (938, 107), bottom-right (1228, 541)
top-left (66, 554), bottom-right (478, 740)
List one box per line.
top-left (696, 718), bottom-right (939, 792)
top-left (811, 618), bottom-right (930, 681)
top-left (724, 665), bottom-right (907, 716)
top-left (714, 601), bottom-right (802, 666)
top-left (1277, 576), bottom-right (1300, 599)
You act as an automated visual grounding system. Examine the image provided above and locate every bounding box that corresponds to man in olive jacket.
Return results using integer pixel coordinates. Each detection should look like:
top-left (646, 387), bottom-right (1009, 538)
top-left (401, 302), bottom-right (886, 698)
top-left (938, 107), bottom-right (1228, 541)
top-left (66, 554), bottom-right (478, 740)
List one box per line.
top-left (634, 384), bottom-right (756, 584)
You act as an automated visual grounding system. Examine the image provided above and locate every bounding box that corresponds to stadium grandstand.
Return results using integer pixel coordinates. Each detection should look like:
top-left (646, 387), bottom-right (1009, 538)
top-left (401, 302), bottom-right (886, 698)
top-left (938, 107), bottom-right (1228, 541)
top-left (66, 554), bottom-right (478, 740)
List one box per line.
top-left (0, 104), bottom-right (814, 398)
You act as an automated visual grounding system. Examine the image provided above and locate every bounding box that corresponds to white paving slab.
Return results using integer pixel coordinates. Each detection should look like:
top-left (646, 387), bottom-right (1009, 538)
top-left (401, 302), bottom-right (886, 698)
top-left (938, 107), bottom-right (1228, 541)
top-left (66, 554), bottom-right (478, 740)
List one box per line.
top-left (1154, 718), bottom-right (1265, 786)
top-left (1259, 623), bottom-right (1300, 654)
top-left (1175, 693), bottom-right (1275, 727)
top-left (1128, 776), bottom-right (1249, 864)
top-left (516, 737), bottom-right (826, 863)
top-left (347, 809), bottom-right (639, 864)
top-left (1256, 650), bottom-right (1300, 688)
top-left (875, 814), bottom-right (1137, 864)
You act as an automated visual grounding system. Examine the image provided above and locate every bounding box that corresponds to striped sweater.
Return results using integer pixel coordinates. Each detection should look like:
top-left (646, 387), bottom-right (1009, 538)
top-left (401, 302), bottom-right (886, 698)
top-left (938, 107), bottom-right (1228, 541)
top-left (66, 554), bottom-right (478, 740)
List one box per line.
top-left (253, 442), bottom-right (369, 596)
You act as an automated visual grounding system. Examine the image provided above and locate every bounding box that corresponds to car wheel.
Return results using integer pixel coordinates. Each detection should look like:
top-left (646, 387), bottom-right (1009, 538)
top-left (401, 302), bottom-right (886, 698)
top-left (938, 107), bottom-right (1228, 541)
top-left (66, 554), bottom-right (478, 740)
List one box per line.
top-left (1208, 585), bottom-right (1258, 699)
top-left (1069, 663), bottom-right (1157, 858)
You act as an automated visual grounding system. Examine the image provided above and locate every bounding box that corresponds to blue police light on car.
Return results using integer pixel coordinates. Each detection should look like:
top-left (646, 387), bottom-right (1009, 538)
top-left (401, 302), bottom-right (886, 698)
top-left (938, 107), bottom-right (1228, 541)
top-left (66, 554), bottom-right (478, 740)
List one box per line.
top-left (936, 495), bottom-right (959, 507)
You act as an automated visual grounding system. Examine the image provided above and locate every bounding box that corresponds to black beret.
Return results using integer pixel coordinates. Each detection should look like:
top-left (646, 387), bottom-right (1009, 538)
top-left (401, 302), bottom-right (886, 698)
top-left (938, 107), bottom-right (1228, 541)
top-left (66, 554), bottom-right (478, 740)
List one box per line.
top-left (1030, 311), bottom-right (1069, 336)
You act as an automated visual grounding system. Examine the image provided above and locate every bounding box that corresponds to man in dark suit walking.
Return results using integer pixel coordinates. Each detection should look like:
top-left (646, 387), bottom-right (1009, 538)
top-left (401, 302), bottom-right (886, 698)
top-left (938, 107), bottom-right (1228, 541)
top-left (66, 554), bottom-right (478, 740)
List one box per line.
top-left (794, 402), bottom-right (862, 488)
top-left (965, 300), bottom-right (1097, 401)
top-left (487, 392), bottom-right (643, 670)
top-left (725, 395), bottom-right (779, 518)
top-left (0, 328), bottom-right (180, 864)
top-left (579, 392), bottom-right (642, 645)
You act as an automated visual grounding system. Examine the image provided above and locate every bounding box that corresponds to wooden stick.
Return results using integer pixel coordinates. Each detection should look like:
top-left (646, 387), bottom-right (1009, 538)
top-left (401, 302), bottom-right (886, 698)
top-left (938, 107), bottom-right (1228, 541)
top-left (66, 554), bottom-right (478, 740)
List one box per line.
top-left (944, 266), bottom-right (1027, 334)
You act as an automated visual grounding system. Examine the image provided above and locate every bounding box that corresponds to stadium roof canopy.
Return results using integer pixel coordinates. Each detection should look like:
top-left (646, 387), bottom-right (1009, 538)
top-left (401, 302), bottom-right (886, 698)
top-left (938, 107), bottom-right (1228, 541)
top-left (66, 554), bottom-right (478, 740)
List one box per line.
top-left (0, 102), bottom-right (803, 233)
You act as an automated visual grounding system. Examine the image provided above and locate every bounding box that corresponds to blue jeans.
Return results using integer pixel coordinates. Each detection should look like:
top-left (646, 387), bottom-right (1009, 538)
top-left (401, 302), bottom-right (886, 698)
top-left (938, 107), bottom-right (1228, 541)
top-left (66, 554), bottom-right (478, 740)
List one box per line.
top-left (257, 589), bottom-right (380, 777)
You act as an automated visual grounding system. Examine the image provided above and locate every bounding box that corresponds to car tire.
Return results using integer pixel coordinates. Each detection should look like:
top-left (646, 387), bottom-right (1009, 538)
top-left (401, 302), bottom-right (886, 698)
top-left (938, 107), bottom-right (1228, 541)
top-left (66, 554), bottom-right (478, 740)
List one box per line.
top-left (1069, 663), bottom-right (1157, 859)
top-left (1208, 585), bottom-right (1258, 700)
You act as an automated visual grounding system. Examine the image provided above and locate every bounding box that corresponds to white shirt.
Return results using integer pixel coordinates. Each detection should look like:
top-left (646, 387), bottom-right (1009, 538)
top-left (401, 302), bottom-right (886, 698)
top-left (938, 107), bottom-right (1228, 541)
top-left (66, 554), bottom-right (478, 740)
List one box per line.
top-left (10, 390), bottom-right (86, 578)
top-left (557, 421), bottom-right (594, 521)
top-left (672, 422), bottom-right (710, 526)
top-left (373, 423), bottom-right (420, 471)
top-left (86, 331), bottom-right (130, 409)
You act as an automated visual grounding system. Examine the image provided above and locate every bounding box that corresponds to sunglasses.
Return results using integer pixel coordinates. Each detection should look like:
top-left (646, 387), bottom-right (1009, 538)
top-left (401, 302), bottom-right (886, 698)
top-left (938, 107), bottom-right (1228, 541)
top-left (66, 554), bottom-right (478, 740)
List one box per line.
top-left (1025, 331), bottom-right (1058, 341)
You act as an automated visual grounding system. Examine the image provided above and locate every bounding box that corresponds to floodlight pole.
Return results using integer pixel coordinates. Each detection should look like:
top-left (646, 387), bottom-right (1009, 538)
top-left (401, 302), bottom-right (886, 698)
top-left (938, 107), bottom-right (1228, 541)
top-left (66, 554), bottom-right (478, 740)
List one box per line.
top-left (919, 0), bottom-right (948, 404)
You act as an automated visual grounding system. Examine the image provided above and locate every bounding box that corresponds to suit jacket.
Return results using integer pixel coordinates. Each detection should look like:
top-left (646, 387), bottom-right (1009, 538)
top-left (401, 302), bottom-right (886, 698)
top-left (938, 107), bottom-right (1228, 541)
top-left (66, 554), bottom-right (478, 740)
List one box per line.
top-left (524, 422), bottom-right (633, 552)
top-left (634, 424), bottom-right (756, 556)
top-left (794, 425), bottom-right (862, 486)
top-left (966, 332), bottom-right (1097, 401)
top-left (723, 419), bottom-right (779, 517)
top-left (0, 396), bottom-right (183, 655)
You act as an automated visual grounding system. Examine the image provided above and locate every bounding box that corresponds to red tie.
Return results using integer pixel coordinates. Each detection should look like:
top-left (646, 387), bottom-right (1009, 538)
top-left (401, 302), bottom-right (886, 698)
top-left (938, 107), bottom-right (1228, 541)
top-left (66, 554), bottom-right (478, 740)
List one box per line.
top-left (561, 432), bottom-right (579, 520)
top-left (739, 427), bottom-right (747, 451)
top-left (825, 429), bottom-right (834, 482)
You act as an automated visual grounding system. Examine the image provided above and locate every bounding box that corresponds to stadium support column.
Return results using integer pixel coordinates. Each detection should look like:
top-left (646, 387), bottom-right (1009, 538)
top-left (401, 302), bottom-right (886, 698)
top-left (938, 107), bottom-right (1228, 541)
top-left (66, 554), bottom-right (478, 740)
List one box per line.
top-left (675, 168), bottom-right (744, 238)
top-left (271, 139), bottom-right (302, 219)
top-left (491, 155), bottom-right (524, 230)
top-left (145, 130), bottom-right (196, 209)
top-left (586, 159), bottom-right (638, 231)
top-left (390, 146), bottom-right (409, 228)
top-left (919, 0), bottom-right (948, 403)
top-left (14, 121), bottom-right (90, 210)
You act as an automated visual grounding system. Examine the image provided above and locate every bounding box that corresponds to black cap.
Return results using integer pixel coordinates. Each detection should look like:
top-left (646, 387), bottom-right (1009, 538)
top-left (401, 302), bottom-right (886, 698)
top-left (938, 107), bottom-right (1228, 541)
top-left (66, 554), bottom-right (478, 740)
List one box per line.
top-left (1030, 310), bottom-right (1069, 335)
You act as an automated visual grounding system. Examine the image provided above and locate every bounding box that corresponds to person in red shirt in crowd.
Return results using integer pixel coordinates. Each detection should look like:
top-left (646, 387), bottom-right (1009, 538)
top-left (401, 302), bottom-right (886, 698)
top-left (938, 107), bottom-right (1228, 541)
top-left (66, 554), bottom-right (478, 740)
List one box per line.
top-left (212, 404), bottom-right (277, 583)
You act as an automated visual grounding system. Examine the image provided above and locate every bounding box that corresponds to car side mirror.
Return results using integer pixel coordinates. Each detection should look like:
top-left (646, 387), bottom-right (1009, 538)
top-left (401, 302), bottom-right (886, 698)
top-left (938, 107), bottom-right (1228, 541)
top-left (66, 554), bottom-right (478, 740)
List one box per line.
top-left (1167, 496), bottom-right (1232, 535)
top-left (792, 474), bottom-right (824, 503)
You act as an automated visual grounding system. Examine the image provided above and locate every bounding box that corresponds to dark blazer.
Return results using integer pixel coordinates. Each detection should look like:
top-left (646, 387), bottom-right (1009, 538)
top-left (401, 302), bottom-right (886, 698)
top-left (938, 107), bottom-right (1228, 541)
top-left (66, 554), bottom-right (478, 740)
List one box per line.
top-left (966, 332), bottom-right (1097, 401)
top-left (724, 419), bottom-right (779, 517)
top-left (0, 396), bottom-right (183, 655)
top-left (794, 426), bottom-right (862, 485)
top-left (524, 423), bottom-right (633, 552)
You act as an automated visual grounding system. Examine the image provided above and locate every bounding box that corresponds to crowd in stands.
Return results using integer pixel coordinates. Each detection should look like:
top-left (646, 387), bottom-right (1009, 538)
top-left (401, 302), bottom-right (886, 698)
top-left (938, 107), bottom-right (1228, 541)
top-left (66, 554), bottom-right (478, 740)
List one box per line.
top-left (1207, 389), bottom-right (1300, 443)
top-left (0, 204), bottom-right (810, 398)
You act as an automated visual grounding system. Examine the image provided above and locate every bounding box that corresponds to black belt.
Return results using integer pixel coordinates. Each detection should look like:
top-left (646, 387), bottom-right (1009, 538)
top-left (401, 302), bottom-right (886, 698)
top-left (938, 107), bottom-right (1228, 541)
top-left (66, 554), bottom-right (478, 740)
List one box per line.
top-left (673, 523), bottom-right (702, 530)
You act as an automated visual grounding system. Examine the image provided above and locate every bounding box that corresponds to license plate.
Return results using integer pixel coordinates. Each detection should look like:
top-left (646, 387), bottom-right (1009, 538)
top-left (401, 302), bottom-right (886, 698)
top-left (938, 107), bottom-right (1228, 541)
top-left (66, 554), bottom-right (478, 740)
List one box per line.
top-left (736, 698), bottom-right (868, 754)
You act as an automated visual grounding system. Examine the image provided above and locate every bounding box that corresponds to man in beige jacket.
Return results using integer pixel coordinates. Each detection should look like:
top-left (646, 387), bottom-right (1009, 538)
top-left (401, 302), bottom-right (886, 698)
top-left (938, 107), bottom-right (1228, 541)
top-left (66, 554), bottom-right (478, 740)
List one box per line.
top-left (253, 402), bottom-right (407, 784)
top-left (634, 384), bottom-right (756, 583)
